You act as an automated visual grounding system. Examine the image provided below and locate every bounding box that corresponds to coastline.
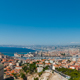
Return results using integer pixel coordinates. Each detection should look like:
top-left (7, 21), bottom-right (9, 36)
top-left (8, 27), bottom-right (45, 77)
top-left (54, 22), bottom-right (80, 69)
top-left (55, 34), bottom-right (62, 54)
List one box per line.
top-left (0, 47), bottom-right (35, 56)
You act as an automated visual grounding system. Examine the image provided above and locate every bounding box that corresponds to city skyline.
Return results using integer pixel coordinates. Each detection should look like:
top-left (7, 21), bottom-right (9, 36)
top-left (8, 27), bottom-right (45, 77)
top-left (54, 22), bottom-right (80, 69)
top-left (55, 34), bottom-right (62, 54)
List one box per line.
top-left (0, 0), bottom-right (80, 45)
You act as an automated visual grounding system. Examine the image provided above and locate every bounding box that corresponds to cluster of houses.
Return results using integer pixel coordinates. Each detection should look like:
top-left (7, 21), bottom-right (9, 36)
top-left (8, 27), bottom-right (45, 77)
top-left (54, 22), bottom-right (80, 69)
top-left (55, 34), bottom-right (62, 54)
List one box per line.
top-left (1, 52), bottom-right (80, 79)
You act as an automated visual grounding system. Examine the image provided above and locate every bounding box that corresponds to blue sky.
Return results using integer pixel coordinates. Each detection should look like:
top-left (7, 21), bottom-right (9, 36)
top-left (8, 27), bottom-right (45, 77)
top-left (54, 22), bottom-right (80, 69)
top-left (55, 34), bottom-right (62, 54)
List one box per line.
top-left (0, 0), bottom-right (80, 45)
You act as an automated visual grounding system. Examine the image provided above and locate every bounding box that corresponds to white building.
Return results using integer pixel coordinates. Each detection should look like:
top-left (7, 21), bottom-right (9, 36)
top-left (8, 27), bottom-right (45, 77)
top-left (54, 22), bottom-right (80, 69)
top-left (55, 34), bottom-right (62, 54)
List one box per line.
top-left (16, 63), bottom-right (20, 66)
top-left (0, 55), bottom-right (3, 58)
top-left (15, 66), bottom-right (22, 69)
top-left (45, 60), bottom-right (49, 63)
top-left (69, 66), bottom-right (75, 69)
top-left (22, 60), bottom-right (26, 64)
top-left (72, 58), bottom-right (77, 61)
top-left (9, 62), bottom-right (13, 66)
top-left (50, 60), bottom-right (53, 63)
top-left (52, 63), bottom-right (55, 70)
top-left (37, 67), bottom-right (43, 72)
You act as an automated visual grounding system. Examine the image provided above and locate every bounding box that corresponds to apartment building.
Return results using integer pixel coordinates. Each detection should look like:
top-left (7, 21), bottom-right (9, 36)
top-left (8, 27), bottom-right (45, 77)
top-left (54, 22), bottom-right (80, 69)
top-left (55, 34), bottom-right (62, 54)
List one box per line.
top-left (0, 64), bottom-right (4, 80)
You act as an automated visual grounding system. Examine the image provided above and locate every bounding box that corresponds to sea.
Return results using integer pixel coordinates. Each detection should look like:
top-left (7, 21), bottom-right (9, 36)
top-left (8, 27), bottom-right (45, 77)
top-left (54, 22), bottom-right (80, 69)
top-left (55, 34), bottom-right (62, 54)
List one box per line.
top-left (0, 47), bottom-right (35, 56)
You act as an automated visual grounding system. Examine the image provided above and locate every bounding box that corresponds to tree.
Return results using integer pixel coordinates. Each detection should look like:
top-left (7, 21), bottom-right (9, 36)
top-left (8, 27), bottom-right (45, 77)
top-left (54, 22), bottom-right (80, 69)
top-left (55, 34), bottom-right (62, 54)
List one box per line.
top-left (12, 73), bottom-right (17, 79)
top-left (22, 66), bottom-right (28, 72)
top-left (34, 77), bottom-right (39, 80)
top-left (20, 73), bottom-right (25, 79)
top-left (38, 71), bottom-right (43, 77)
top-left (56, 67), bottom-right (80, 80)
top-left (43, 66), bottom-right (49, 71)
top-left (67, 59), bottom-right (71, 63)
top-left (26, 70), bottom-right (29, 74)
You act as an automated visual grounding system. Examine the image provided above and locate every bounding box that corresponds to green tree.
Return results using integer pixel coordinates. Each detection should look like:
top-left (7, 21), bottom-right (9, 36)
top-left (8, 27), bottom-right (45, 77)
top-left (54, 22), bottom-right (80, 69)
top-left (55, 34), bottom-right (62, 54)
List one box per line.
top-left (20, 73), bottom-right (25, 79)
top-left (12, 73), bottom-right (17, 79)
top-left (34, 77), bottom-right (39, 80)
top-left (56, 67), bottom-right (80, 80)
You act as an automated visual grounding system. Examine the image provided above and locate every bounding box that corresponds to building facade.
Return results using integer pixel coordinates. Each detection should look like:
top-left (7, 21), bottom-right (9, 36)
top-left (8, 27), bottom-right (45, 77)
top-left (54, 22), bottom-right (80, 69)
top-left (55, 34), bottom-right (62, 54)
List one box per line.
top-left (0, 64), bottom-right (4, 80)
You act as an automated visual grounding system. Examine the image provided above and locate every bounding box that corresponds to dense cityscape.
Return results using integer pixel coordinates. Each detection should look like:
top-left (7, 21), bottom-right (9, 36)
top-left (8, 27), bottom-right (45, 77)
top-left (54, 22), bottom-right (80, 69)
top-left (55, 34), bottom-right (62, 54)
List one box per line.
top-left (0, 45), bottom-right (80, 80)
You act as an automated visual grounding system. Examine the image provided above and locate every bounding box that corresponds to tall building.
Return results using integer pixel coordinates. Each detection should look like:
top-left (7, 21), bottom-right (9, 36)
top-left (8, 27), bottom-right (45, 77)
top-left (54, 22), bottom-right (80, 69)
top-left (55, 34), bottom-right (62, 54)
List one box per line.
top-left (0, 64), bottom-right (4, 80)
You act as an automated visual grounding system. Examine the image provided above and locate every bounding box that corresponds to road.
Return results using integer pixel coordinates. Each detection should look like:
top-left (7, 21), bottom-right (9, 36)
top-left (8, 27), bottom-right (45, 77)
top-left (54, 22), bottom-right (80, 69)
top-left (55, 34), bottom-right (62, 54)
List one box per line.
top-left (54, 70), bottom-right (70, 79)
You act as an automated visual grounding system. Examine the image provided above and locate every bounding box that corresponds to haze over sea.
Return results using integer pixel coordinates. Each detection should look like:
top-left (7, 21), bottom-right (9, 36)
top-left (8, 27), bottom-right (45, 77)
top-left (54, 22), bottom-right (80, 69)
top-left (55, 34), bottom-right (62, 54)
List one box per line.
top-left (0, 47), bottom-right (35, 56)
